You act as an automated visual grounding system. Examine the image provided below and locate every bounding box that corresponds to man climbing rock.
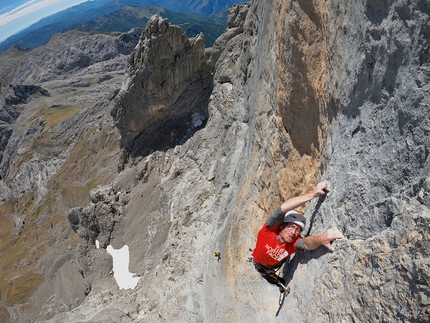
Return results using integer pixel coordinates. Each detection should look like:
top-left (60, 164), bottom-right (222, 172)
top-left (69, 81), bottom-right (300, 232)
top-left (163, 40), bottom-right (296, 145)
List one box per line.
top-left (252, 181), bottom-right (344, 292)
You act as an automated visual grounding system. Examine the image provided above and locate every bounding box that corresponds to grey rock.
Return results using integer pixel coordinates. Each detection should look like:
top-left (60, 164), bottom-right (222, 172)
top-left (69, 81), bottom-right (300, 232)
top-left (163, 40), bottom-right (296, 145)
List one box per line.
top-left (1, 0), bottom-right (430, 322)
top-left (111, 15), bottom-right (213, 149)
top-left (3, 84), bottom-right (50, 107)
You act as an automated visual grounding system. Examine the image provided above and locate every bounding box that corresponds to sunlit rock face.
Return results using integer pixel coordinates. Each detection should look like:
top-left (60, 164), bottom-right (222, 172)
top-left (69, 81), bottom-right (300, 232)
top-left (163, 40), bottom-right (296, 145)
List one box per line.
top-left (111, 15), bottom-right (212, 150)
top-left (1, 0), bottom-right (429, 322)
top-left (68, 0), bottom-right (430, 321)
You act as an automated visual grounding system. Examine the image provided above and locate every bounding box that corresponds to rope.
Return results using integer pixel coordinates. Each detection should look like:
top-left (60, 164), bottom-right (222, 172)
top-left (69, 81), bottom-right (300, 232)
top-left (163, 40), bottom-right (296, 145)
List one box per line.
top-left (233, 223), bottom-right (256, 242)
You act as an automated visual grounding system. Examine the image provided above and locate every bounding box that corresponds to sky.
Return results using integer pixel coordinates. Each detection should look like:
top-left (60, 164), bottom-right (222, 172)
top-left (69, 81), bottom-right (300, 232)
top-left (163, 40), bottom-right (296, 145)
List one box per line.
top-left (0, 0), bottom-right (87, 43)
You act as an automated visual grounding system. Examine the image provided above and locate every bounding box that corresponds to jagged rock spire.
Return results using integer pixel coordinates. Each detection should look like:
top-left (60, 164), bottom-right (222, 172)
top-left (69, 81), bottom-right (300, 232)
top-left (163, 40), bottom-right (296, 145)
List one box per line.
top-left (111, 15), bottom-right (212, 150)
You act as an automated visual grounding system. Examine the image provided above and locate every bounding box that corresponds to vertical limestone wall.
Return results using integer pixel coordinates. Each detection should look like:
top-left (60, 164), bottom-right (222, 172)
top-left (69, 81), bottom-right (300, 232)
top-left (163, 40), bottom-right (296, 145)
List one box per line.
top-left (20, 0), bottom-right (429, 322)
top-left (212, 0), bottom-right (430, 322)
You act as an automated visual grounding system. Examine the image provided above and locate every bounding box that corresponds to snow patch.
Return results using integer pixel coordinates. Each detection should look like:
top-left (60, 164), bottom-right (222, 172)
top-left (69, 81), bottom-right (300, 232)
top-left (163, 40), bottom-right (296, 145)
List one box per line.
top-left (106, 244), bottom-right (140, 290)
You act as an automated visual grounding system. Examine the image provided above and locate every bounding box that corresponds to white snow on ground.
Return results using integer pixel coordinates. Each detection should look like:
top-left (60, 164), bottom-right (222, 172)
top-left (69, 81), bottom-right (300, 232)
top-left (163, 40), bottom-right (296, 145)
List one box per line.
top-left (103, 243), bottom-right (140, 290)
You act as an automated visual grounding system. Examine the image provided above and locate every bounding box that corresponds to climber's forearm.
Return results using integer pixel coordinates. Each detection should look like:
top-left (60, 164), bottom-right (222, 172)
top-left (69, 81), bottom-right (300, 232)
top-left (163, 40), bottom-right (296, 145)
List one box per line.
top-left (280, 181), bottom-right (330, 213)
top-left (303, 228), bottom-right (345, 251)
top-left (303, 235), bottom-right (324, 250)
top-left (279, 192), bottom-right (317, 213)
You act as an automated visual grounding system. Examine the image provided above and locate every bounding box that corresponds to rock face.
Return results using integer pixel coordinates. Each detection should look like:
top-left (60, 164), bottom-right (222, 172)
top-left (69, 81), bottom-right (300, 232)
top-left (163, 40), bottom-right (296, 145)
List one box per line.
top-left (0, 28), bottom-right (139, 322)
top-left (111, 15), bottom-right (212, 150)
top-left (0, 0), bottom-right (429, 322)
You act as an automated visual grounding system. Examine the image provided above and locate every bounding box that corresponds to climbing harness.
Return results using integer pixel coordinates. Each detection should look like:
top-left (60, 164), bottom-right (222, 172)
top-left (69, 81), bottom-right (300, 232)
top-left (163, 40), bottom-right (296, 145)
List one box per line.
top-left (250, 248), bottom-right (291, 294)
top-left (265, 269), bottom-right (290, 294)
top-left (248, 250), bottom-right (290, 316)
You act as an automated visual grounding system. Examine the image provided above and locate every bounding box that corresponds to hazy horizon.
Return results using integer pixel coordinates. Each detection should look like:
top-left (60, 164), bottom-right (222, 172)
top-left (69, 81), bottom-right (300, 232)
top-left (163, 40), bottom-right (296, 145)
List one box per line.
top-left (0, 0), bottom-right (87, 43)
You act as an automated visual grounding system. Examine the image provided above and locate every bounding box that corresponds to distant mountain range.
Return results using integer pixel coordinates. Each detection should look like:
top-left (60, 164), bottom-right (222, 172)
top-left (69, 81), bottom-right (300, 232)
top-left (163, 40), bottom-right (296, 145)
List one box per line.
top-left (0, 0), bottom-right (243, 54)
top-left (70, 6), bottom-right (226, 46)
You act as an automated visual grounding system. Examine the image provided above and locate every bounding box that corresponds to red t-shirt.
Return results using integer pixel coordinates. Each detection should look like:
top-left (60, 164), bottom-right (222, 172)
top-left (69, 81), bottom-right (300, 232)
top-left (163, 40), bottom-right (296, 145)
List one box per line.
top-left (253, 223), bottom-right (302, 267)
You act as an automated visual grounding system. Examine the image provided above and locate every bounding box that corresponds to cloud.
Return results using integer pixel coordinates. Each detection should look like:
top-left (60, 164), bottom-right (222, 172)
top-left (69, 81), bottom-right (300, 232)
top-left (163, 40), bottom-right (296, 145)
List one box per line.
top-left (0, 0), bottom-right (86, 43)
top-left (0, 0), bottom-right (59, 27)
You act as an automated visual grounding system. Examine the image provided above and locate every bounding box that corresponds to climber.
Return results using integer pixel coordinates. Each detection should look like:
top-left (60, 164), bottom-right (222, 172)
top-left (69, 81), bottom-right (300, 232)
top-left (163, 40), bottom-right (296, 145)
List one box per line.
top-left (252, 181), bottom-right (344, 292)
top-left (214, 251), bottom-right (221, 262)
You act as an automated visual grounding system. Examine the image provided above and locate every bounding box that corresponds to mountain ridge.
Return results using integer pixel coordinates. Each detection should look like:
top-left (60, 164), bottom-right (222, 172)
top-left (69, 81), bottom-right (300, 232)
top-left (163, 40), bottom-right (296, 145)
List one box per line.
top-left (69, 6), bottom-right (225, 47)
top-left (0, 0), bottom-right (242, 54)
top-left (0, 0), bottom-right (429, 322)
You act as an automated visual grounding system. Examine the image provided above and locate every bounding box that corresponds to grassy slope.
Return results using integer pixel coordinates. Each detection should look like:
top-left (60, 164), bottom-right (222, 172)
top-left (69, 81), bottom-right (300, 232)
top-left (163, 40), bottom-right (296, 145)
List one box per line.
top-left (0, 52), bottom-right (122, 319)
top-left (0, 113), bottom-right (121, 322)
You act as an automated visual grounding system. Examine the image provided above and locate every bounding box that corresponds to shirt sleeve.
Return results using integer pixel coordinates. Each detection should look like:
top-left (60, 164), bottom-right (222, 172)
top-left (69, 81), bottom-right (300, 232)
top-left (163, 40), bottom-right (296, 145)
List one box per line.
top-left (266, 206), bottom-right (285, 228)
top-left (295, 238), bottom-right (305, 250)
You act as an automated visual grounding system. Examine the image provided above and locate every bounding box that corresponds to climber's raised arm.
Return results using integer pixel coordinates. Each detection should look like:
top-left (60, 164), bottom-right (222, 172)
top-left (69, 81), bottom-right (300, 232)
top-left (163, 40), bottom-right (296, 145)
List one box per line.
top-left (266, 181), bottom-right (330, 228)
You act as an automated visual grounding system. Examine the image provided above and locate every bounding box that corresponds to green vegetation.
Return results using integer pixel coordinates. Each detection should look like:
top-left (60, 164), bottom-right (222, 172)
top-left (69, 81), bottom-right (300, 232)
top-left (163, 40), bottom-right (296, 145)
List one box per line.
top-left (44, 105), bottom-right (80, 127)
top-left (0, 185), bottom-right (81, 321)
top-left (183, 210), bottom-right (193, 227)
top-left (198, 190), bottom-right (214, 202)
top-left (0, 91), bottom-right (121, 316)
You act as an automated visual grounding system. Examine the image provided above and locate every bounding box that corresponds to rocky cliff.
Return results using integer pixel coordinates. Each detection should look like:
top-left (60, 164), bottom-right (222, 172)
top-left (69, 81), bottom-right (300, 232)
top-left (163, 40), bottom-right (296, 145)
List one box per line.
top-left (111, 15), bottom-right (212, 149)
top-left (0, 0), bottom-right (429, 322)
